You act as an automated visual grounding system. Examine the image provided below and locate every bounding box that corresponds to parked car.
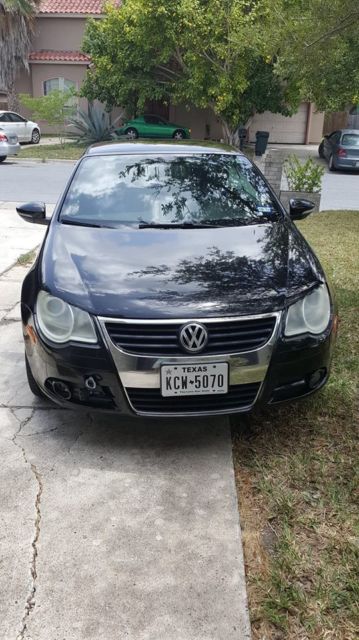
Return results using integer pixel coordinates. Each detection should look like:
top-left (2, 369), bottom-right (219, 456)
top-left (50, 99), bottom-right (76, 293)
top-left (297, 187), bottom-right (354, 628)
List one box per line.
top-left (17, 142), bottom-right (336, 417)
top-left (115, 114), bottom-right (191, 140)
top-left (0, 111), bottom-right (41, 144)
top-left (0, 129), bottom-right (21, 162)
top-left (318, 129), bottom-right (359, 171)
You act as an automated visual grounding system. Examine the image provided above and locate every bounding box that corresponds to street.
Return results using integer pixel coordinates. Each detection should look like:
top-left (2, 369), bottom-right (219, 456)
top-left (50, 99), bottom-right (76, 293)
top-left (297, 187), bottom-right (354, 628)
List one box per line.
top-left (1, 160), bottom-right (74, 204)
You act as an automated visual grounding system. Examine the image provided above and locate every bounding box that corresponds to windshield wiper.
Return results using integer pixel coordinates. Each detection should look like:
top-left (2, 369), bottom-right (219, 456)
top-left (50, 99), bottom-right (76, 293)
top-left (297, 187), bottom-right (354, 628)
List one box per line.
top-left (61, 218), bottom-right (114, 229)
top-left (199, 217), bottom-right (246, 226)
top-left (138, 221), bottom-right (217, 229)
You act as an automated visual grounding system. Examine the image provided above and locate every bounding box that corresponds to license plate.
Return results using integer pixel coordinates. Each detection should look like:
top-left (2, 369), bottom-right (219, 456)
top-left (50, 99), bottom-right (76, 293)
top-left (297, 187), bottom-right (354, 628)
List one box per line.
top-left (9, 136), bottom-right (17, 143)
top-left (356, 161), bottom-right (359, 167)
top-left (160, 362), bottom-right (228, 397)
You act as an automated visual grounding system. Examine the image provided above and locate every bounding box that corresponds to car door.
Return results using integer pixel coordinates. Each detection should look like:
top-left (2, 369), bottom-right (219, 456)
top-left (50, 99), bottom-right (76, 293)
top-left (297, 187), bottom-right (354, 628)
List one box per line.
top-left (324, 131), bottom-right (340, 159)
top-left (143, 115), bottom-right (169, 138)
top-left (0, 112), bottom-right (14, 138)
top-left (7, 112), bottom-right (29, 142)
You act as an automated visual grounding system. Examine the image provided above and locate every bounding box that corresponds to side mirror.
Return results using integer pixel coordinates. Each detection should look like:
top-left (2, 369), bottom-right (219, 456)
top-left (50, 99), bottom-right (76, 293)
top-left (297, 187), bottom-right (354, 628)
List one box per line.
top-left (289, 198), bottom-right (315, 220)
top-left (16, 202), bottom-right (49, 226)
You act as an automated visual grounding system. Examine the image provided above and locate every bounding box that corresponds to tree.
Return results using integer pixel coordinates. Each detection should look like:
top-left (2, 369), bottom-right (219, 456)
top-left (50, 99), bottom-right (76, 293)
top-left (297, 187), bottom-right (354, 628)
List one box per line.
top-left (20, 89), bottom-right (76, 144)
top-left (0, 0), bottom-right (39, 110)
top-left (271, 0), bottom-right (359, 112)
top-left (82, 0), bottom-right (300, 144)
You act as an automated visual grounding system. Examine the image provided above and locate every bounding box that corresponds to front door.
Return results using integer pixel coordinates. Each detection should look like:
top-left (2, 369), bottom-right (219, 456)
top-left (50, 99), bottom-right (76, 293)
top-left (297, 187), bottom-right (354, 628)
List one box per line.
top-left (143, 115), bottom-right (169, 138)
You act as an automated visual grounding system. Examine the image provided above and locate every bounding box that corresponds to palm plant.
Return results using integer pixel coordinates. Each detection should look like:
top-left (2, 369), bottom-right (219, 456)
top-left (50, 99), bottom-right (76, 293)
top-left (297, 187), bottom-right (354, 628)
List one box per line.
top-left (0, 0), bottom-right (39, 110)
top-left (67, 105), bottom-right (124, 144)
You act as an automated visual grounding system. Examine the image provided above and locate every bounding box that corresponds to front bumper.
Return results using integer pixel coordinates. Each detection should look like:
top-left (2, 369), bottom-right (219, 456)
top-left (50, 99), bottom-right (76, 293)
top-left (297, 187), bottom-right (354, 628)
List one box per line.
top-left (23, 308), bottom-right (336, 417)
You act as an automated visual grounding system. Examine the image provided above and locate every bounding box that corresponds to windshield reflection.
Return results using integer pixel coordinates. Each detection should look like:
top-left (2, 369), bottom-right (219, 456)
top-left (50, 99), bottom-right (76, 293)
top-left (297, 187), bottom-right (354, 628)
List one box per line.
top-left (60, 154), bottom-right (280, 227)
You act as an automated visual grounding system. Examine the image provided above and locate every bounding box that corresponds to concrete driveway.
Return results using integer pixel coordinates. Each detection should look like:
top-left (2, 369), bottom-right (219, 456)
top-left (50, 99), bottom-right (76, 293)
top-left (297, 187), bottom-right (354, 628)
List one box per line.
top-left (0, 205), bottom-right (251, 639)
top-left (320, 170), bottom-right (359, 210)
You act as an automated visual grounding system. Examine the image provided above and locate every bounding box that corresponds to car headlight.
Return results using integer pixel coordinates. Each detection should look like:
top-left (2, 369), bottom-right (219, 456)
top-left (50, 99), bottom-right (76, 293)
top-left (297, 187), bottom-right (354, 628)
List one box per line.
top-left (285, 285), bottom-right (331, 336)
top-left (36, 291), bottom-right (97, 344)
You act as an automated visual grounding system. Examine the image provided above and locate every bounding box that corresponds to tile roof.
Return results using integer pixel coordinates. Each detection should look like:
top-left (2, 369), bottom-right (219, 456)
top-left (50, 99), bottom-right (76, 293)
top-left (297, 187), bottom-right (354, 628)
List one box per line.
top-left (39, 0), bottom-right (119, 15)
top-left (29, 50), bottom-right (91, 63)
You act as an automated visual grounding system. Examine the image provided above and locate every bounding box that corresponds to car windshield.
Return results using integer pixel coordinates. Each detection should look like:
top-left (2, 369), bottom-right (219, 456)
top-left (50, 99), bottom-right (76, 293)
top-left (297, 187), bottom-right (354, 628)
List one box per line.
top-left (342, 133), bottom-right (359, 146)
top-left (59, 153), bottom-right (281, 227)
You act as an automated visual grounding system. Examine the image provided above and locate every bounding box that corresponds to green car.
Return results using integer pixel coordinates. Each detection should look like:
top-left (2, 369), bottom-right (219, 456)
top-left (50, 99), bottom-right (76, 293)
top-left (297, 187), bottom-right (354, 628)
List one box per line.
top-left (115, 114), bottom-right (191, 140)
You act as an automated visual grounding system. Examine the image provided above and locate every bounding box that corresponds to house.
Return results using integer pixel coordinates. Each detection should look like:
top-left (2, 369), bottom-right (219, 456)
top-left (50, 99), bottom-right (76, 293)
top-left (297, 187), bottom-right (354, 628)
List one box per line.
top-left (13, 0), bottom-right (324, 143)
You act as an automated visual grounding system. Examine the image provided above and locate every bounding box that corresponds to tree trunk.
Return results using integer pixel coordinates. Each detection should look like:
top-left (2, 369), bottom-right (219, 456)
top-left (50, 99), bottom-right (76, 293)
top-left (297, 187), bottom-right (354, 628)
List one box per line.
top-left (7, 82), bottom-right (20, 112)
top-left (220, 119), bottom-right (239, 147)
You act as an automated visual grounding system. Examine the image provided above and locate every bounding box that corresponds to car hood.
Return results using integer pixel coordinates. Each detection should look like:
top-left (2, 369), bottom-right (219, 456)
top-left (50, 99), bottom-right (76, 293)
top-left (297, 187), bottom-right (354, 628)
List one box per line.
top-left (41, 221), bottom-right (324, 318)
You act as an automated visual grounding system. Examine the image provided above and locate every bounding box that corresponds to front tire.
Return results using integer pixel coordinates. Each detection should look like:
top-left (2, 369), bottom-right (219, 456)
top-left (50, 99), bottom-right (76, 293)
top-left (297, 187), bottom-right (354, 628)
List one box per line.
top-left (0, 156), bottom-right (7, 163)
top-left (31, 128), bottom-right (41, 144)
top-left (173, 129), bottom-right (185, 140)
top-left (329, 154), bottom-right (336, 171)
top-left (25, 355), bottom-right (45, 398)
top-left (125, 127), bottom-right (138, 140)
top-left (318, 142), bottom-right (325, 158)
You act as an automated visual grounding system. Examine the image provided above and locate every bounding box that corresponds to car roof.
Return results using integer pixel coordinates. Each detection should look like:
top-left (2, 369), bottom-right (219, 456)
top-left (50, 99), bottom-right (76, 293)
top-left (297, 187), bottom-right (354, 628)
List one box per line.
top-left (85, 141), bottom-right (240, 156)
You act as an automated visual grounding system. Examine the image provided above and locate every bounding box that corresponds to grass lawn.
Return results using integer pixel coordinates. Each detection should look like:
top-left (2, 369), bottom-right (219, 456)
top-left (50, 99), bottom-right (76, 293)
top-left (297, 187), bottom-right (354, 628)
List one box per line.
top-left (19, 142), bottom-right (87, 161)
top-left (18, 137), bottom-right (236, 161)
top-left (232, 211), bottom-right (359, 639)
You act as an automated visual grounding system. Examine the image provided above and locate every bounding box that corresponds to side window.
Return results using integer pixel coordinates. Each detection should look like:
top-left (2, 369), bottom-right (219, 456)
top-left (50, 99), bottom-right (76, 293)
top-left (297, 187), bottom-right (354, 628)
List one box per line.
top-left (144, 115), bottom-right (159, 124)
top-left (8, 113), bottom-right (26, 123)
top-left (328, 131), bottom-right (340, 143)
top-left (0, 113), bottom-right (11, 122)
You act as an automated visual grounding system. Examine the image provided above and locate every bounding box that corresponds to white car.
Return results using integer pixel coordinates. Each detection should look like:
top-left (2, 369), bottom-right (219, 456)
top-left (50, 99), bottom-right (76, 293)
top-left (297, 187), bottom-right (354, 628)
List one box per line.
top-left (0, 111), bottom-right (41, 144)
top-left (0, 129), bottom-right (21, 162)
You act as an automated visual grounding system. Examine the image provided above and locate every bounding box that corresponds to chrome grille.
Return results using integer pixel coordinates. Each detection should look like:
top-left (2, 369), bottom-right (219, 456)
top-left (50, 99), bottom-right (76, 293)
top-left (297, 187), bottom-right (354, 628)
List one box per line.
top-left (104, 316), bottom-right (277, 356)
top-left (127, 382), bottom-right (261, 414)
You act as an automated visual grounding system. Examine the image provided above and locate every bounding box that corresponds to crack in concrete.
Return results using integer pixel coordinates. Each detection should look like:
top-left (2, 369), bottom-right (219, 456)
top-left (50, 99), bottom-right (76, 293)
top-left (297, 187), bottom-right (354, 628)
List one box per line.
top-left (10, 408), bottom-right (43, 640)
top-left (68, 427), bottom-right (84, 454)
top-left (0, 402), bottom-right (63, 411)
top-left (22, 427), bottom-right (58, 438)
top-left (0, 316), bottom-right (20, 326)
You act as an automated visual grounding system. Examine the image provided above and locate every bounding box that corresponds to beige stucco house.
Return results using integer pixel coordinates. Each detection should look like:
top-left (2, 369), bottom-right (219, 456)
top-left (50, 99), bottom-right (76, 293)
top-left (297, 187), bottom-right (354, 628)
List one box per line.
top-left (13, 0), bottom-right (324, 143)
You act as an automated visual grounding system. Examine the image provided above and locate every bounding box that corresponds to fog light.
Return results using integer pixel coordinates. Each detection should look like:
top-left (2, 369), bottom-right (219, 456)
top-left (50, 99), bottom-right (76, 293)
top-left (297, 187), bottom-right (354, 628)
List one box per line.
top-left (308, 369), bottom-right (326, 390)
top-left (50, 379), bottom-right (72, 400)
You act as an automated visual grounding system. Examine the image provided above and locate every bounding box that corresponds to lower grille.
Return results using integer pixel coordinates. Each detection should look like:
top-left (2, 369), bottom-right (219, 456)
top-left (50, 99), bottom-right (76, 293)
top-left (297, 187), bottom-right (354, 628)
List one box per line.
top-left (126, 382), bottom-right (261, 414)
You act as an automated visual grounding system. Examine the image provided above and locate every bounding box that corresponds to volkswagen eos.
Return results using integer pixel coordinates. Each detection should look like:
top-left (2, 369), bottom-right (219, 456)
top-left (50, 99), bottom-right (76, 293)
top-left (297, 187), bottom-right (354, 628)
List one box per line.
top-left (17, 142), bottom-right (336, 417)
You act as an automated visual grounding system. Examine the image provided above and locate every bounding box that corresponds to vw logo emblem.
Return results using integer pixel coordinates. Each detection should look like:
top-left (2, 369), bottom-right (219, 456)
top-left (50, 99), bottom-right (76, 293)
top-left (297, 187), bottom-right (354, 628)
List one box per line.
top-left (179, 322), bottom-right (208, 353)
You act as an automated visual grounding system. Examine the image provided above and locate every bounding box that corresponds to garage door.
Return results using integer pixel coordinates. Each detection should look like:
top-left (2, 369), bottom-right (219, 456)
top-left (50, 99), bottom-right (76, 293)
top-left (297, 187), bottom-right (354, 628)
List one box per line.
top-left (248, 103), bottom-right (308, 144)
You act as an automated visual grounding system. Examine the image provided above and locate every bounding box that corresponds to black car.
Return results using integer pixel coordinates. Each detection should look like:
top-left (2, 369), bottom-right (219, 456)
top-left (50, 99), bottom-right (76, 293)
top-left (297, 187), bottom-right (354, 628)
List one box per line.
top-left (17, 142), bottom-right (336, 417)
top-left (319, 129), bottom-right (359, 171)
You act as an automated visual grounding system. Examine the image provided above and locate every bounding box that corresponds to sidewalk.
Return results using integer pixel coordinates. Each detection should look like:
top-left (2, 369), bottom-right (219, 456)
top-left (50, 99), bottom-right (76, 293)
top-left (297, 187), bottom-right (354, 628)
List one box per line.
top-left (0, 202), bottom-right (51, 276)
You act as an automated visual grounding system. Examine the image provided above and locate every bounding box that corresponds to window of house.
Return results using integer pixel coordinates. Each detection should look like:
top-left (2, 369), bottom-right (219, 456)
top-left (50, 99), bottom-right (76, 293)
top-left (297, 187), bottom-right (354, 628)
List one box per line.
top-left (43, 77), bottom-right (76, 95)
top-left (43, 78), bottom-right (77, 112)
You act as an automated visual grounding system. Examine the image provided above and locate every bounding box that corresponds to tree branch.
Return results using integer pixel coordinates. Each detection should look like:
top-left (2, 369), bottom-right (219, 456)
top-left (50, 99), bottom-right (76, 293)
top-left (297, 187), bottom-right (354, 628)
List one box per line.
top-left (305, 11), bottom-right (359, 48)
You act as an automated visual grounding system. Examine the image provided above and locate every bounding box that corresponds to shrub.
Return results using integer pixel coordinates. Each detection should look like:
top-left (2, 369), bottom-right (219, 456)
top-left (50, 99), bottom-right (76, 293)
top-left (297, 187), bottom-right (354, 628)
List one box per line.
top-left (20, 89), bottom-right (76, 145)
top-left (284, 155), bottom-right (325, 193)
top-left (67, 105), bottom-right (123, 144)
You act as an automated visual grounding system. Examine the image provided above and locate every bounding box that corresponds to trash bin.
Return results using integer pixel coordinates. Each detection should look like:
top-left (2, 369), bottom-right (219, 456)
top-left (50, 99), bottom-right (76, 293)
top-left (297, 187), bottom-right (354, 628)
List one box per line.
top-left (237, 127), bottom-right (247, 151)
top-left (255, 130), bottom-right (269, 156)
